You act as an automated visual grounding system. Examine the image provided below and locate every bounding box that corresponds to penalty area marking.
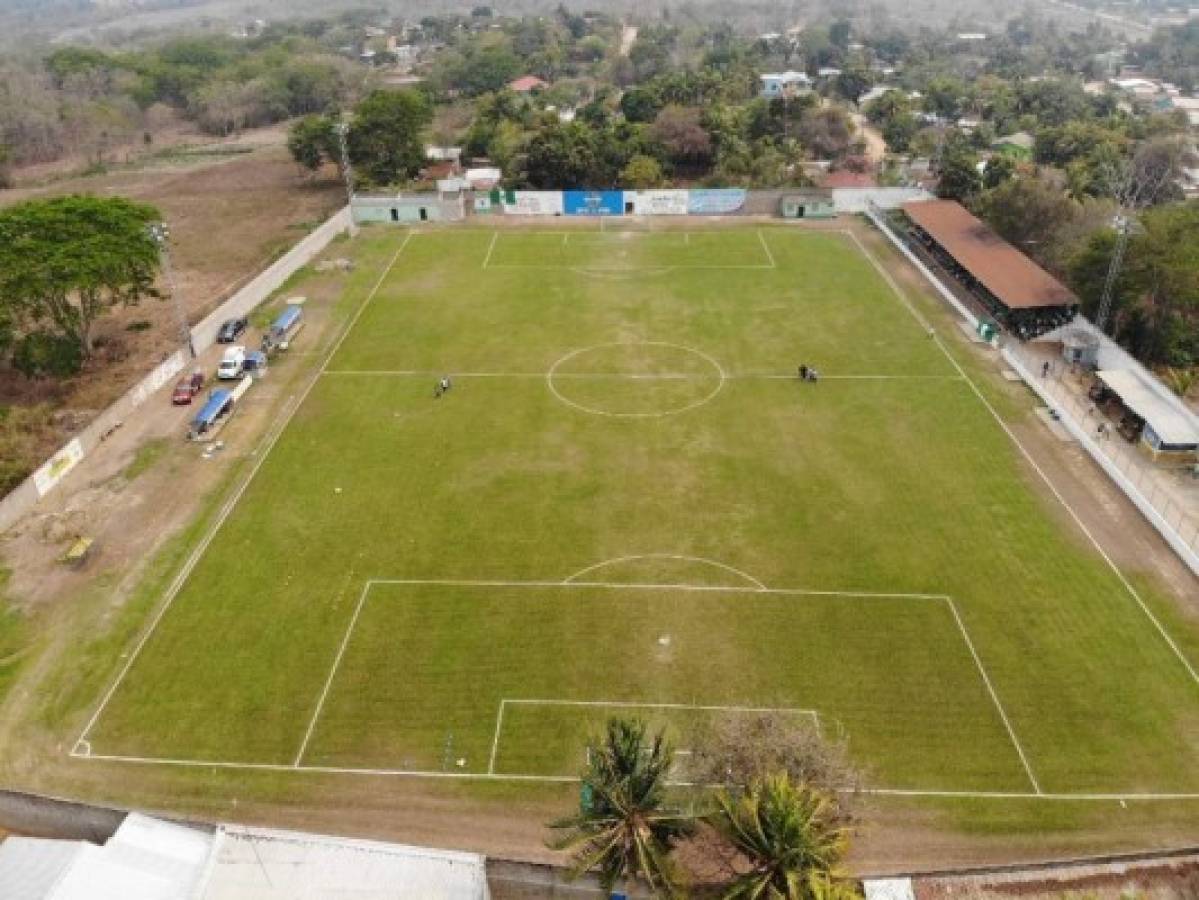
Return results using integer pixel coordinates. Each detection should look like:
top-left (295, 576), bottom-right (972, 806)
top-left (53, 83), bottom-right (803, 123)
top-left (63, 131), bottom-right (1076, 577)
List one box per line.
top-left (77, 575), bottom-right (1038, 796)
top-left (487, 698), bottom-right (820, 775)
top-left (563, 554), bottom-right (768, 590)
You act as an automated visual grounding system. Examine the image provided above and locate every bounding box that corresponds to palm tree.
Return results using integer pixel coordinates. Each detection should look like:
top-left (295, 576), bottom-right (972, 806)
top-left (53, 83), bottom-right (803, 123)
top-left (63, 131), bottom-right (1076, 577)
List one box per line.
top-left (709, 773), bottom-right (855, 900)
top-left (548, 717), bottom-right (696, 897)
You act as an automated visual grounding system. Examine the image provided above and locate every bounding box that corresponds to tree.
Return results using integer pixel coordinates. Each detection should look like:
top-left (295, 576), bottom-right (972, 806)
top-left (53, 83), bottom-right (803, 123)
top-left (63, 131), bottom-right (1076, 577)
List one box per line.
top-left (548, 718), bottom-right (695, 896)
top-left (621, 154), bottom-right (665, 187)
top-left (651, 106), bottom-right (713, 167)
top-left (935, 135), bottom-right (981, 201)
top-left (524, 122), bottom-right (606, 187)
top-left (0, 142), bottom-right (10, 188)
top-left (287, 115), bottom-right (339, 174)
top-left (709, 774), bottom-right (855, 900)
top-left (0, 195), bottom-right (161, 360)
top-left (347, 89), bottom-right (431, 186)
top-left (456, 46), bottom-right (521, 96)
top-left (1069, 203), bottom-right (1199, 367)
top-left (982, 154), bottom-right (1017, 189)
top-left (797, 107), bottom-right (854, 160)
top-left (620, 86), bottom-right (662, 124)
top-left (686, 712), bottom-right (863, 813)
top-left (975, 172), bottom-right (1077, 261)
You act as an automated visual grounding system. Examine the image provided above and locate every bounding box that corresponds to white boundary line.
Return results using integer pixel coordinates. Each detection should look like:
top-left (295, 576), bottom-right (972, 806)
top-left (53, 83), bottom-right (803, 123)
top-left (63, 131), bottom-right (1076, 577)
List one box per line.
top-left (944, 598), bottom-right (1041, 793)
top-left (293, 581), bottom-right (372, 766)
top-left (71, 232), bottom-right (417, 754)
top-left (488, 698), bottom-right (819, 775)
top-left (757, 229), bottom-right (777, 268)
top-left (849, 228), bottom-right (1199, 691)
top-left (62, 751), bottom-right (1199, 799)
top-left (322, 369), bottom-right (963, 382)
top-left (481, 231), bottom-right (499, 269)
top-left (563, 554), bottom-right (767, 590)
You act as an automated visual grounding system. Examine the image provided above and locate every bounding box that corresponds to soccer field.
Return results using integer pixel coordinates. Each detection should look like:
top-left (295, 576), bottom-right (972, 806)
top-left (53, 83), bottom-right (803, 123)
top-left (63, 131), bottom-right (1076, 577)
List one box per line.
top-left (74, 224), bottom-right (1199, 799)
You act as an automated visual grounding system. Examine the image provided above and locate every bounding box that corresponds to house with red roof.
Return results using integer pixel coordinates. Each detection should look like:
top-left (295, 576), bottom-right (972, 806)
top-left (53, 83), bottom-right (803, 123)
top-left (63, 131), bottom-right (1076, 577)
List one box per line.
top-left (508, 75), bottom-right (548, 93)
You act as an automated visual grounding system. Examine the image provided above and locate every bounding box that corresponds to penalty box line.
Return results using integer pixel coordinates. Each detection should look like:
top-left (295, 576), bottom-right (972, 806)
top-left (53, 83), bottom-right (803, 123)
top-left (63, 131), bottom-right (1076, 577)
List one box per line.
top-left (281, 577), bottom-right (1037, 792)
top-left (70, 233), bottom-right (418, 758)
top-left (481, 228), bottom-right (782, 270)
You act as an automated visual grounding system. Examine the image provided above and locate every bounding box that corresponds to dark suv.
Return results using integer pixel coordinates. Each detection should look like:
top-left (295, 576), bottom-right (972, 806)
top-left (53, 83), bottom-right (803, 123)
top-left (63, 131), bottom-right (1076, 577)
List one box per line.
top-left (217, 317), bottom-right (248, 343)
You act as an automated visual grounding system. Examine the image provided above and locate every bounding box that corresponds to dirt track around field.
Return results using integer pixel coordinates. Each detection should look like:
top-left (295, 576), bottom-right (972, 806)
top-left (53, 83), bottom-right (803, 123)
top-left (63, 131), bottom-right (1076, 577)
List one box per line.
top-left (0, 216), bottom-right (1197, 871)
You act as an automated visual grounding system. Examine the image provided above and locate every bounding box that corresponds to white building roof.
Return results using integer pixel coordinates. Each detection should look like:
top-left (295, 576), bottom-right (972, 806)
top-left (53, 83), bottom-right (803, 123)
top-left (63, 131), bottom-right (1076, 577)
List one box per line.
top-left (864, 878), bottom-right (916, 900)
top-left (0, 815), bottom-right (213, 900)
top-left (0, 837), bottom-right (88, 899)
top-left (200, 825), bottom-right (488, 900)
top-left (0, 816), bottom-right (488, 900)
top-left (1098, 369), bottom-right (1199, 445)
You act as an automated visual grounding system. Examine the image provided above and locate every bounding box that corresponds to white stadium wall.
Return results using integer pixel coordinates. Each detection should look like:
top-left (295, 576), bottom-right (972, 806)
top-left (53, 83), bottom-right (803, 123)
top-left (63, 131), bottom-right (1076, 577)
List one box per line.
top-left (624, 190), bottom-right (689, 215)
top-left (503, 191), bottom-right (565, 216)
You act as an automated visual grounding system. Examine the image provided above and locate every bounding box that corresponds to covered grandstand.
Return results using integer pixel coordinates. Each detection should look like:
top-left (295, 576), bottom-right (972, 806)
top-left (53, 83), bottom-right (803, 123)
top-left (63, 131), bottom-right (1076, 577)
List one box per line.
top-left (901, 200), bottom-right (1078, 339)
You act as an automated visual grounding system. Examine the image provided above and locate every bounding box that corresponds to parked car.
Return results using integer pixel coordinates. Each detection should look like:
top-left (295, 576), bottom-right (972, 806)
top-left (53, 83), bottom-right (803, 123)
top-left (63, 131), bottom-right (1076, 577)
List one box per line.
top-left (216, 317), bottom-right (248, 343)
top-left (217, 345), bottom-right (247, 380)
top-left (171, 370), bottom-right (205, 405)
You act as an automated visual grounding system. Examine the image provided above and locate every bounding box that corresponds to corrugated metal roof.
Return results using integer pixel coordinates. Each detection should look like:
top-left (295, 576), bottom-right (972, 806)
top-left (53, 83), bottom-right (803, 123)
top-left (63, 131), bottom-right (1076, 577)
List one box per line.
top-left (902, 200), bottom-right (1077, 310)
top-left (1098, 369), bottom-right (1199, 445)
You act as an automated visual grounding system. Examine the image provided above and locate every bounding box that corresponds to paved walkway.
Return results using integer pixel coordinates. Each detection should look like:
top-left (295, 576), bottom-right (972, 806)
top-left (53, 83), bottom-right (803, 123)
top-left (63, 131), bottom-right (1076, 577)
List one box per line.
top-left (1014, 340), bottom-right (1199, 555)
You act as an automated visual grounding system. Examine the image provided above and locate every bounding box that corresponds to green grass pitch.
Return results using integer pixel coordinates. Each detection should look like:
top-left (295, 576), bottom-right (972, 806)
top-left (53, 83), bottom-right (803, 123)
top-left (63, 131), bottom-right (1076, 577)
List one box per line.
top-left (78, 225), bottom-right (1199, 797)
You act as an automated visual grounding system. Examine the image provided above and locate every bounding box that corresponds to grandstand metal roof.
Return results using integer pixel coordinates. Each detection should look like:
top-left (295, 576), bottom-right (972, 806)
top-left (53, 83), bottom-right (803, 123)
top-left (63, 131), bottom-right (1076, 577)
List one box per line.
top-left (1097, 369), bottom-right (1199, 446)
top-left (902, 200), bottom-right (1078, 310)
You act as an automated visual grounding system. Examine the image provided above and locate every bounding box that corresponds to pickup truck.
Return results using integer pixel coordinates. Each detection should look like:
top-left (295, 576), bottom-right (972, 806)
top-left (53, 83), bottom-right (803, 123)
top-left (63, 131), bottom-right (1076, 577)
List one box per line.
top-left (216, 345), bottom-right (247, 380)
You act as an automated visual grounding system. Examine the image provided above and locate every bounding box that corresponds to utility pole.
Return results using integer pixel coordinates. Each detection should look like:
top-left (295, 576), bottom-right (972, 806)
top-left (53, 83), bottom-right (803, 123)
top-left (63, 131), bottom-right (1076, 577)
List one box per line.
top-left (334, 121), bottom-right (359, 236)
top-left (147, 222), bottom-right (196, 360)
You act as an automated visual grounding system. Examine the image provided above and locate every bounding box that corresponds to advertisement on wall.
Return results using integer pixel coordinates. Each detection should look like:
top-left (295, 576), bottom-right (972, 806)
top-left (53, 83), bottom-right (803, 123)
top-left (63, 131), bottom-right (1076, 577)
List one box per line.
top-left (625, 190), bottom-right (689, 215)
top-left (33, 438), bottom-right (84, 498)
top-left (687, 189), bottom-right (747, 215)
top-left (504, 191), bottom-right (565, 216)
top-left (563, 190), bottom-right (624, 216)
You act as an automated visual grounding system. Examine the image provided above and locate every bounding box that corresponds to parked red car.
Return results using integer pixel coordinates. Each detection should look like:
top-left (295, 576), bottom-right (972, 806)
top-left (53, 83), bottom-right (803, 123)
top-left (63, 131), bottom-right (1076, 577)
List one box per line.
top-left (171, 370), bottom-right (205, 405)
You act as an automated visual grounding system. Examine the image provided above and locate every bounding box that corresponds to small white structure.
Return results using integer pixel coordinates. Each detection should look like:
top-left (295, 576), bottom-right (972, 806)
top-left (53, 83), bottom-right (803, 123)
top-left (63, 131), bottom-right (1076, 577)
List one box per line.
top-left (464, 167), bottom-right (502, 190)
top-left (759, 71), bottom-right (813, 99)
top-left (0, 815), bottom-right (490, 900)
top-left (864, 878), bottom-right (915, 900)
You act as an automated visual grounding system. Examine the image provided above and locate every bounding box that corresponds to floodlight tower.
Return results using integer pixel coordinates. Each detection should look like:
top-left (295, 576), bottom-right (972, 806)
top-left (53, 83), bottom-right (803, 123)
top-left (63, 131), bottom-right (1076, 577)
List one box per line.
top-left (1094, 213), bottom-right (1131, 336)
top-left (147, 222), bottom-right (196, 359)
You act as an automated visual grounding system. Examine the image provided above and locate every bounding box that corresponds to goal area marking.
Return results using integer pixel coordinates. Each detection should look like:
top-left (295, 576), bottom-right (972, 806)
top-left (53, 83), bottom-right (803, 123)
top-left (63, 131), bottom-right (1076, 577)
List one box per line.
top-left (487, 699), bottom-right (822, 776)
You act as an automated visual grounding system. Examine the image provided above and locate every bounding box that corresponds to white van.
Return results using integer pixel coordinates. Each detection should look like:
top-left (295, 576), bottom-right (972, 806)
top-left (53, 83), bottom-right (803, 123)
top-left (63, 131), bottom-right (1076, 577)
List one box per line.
top-left (217, 345), bottom-right (247, 380)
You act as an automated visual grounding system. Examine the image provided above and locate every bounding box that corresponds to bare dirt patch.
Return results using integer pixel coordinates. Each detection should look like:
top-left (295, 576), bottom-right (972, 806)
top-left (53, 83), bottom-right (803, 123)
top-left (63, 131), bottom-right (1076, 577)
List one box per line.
top-left (0, 134), bottom-right (344, 490)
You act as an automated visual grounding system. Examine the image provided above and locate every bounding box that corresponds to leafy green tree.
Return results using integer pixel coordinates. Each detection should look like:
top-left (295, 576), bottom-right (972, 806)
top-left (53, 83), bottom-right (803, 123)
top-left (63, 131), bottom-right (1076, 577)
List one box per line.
top-left (935, 135), bottom-right (981, 201)
top-left (0, 195), bottom-right (161, 359)
top-left (828, 19), bottom-right (852, 50)
top-left (982, 154), bottom-right (1017, 189)
top-left (524, 122), bottom-right (605, 187)
top-left (548, 718), bottom-right (695, 896)
top-left (621, 154), bottom-right (666, 187)
top-left (287, 115), bottom-right (339, 173)
top-left (620, 86), bottom-right (662, 124)
top-left (709, 774), bottom-right (855, 900)
top-left (457, 46), bottom-right (522, 96)
top-left (347, 90), bottom-right (432, 186)
top-left (1069, 203), bottom-right (1199, 366)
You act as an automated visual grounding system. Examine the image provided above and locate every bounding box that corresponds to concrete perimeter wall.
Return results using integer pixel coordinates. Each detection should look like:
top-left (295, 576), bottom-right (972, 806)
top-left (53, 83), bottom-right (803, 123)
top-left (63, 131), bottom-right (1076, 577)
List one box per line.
top-left (0, 206), bottom-right (352, 536)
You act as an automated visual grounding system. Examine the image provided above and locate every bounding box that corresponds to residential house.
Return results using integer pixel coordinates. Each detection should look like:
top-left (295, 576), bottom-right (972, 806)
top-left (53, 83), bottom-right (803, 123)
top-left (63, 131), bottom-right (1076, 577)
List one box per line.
top-left (759, 71), bottom-right (813, 99)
